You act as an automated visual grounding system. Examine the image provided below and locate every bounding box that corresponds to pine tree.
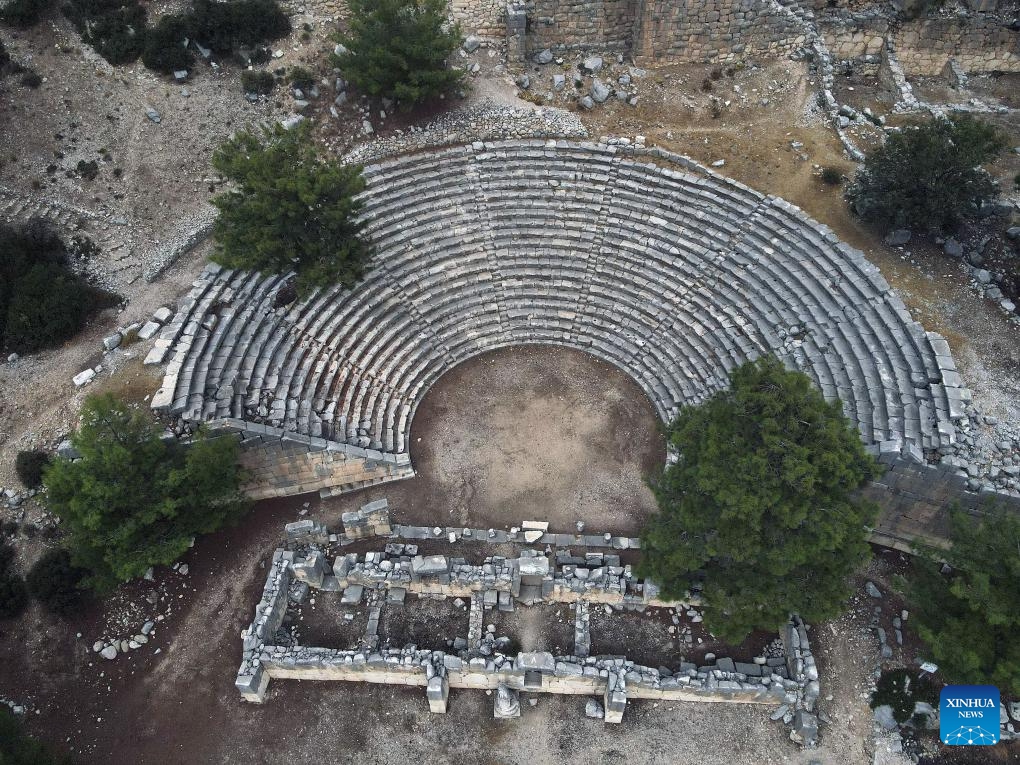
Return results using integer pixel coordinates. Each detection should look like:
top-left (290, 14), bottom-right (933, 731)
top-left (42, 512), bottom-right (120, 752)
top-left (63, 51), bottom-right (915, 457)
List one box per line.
top-left (44, 394), bottom-right (249, 591)
top-left (210, 122), bottom-right (373, 294)
top-left (335, 0), bottom-right (464, 107)
top-left (906, 505), bottom-right (1020, 695)
top-left (638, 355), bottom-right (881, 643)
top-left (847, 115), bottom-right (1005, 233)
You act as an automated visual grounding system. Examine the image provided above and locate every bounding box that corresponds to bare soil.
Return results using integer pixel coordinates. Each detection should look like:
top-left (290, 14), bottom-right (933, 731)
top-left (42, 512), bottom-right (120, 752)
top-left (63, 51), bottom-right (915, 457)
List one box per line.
top-left (320, 344), bottom-right (667, 536)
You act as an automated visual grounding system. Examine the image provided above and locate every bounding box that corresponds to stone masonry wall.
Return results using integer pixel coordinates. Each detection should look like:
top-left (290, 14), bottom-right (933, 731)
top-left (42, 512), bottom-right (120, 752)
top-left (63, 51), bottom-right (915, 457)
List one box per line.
top-left (862, 456), bottom-right (1020, 553)
top-left (525, 0), bottom-right (637, 54)
top-left (630, 0), bottom-right (806, 66)
top-left (471, 0), bottom-right (1020, 73)
top-left (210, 419), bottom-right (413, 501)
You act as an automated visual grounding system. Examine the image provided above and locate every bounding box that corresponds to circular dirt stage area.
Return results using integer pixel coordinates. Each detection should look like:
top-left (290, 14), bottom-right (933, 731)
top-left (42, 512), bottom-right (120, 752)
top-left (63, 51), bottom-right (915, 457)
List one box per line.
top-left (323, 345), bottom-right (665, 535)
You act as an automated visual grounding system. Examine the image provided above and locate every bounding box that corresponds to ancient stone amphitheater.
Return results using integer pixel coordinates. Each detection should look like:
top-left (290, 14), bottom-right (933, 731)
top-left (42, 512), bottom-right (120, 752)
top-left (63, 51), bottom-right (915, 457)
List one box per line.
top-left (147, 139), bottom-right (969, 497)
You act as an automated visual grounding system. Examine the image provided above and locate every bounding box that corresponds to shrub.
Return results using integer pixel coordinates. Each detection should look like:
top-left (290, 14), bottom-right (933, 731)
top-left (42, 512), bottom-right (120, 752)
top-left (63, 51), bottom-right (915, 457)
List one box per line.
top-left (821, 167), bottom-right (842, 186)
top-left (19, 70), bottom-right (41, 88)
top-left (335, 0), bottom-right (464, 107)
top-left (0, 220), bottom-right (119, 355)
top-left (189, 0), bottom-right (290, 55)
top-left (0, 39), bottom-right (7, 67)
top-left (0, 705), bottom-right (72, 764)
top-left (0, 543), bottom-right (14, 573)
top-left (0, 574), bottom-right (27, 619)
top-left (210, 123), bottom-right (374, 294)
top-left (241, 69), bottom-right (275, 94)
top-left (141, 13), bottom-right (194, 73)
top-left (701, 78), bottom-right (713, 92)
top-left (0, 0), bottom-right (55, 27)
top-left (26, 548), bottom-right (87, 616)
top-left (76, 159), bottom-right (99, 180)
top-left (638, 355), bottom-right (881, 643)
top-left (44, 394), bottom-right (250, 591)
top-left (905, 504), bottom-right (1020, 695)
top-left (870, 668), bottom-right (939, 724)
top-left (847, 115), bottom-right (1006, 234)
top-left (15, 450), bottom-right (51, 489)
top-left (288, 65), bottom-right (314, 90)
top-left (65, 0), bottom-right (148, 65)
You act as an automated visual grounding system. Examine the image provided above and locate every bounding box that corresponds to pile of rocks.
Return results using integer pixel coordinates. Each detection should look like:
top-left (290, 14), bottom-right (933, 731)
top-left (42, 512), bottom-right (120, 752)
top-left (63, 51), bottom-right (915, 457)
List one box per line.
top-left (519, 50), bottom-right (643, 110)
top-left (340, 101), bottom-right (587, 166)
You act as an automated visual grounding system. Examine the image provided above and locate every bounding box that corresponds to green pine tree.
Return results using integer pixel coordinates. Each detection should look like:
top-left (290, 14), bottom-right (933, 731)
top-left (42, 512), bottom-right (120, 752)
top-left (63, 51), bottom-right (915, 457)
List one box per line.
top-left (44, 394), bottom-right (250, 592)
top-left (905, 504), bottom-right (1020, 695)
top-left (638, 355), bottom-right (882, 643)
top-left (847, 115), bottom-right (1005, 234)
top-left (335, 0), bottom-right (464, 107)
top-left (210, 122), bottom-right (373, 294)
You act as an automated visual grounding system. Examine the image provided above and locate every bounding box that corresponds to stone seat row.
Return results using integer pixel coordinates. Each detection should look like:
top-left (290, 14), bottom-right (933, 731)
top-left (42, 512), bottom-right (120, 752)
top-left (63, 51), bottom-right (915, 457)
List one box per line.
top-left (150, 140), bottom-right (967, 462)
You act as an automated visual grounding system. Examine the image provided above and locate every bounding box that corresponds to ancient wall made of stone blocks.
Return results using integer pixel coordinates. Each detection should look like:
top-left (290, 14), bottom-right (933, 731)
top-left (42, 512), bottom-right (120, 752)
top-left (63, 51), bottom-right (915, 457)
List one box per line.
top-left (890, 16), bottom-right (1019, 75)
top-left (862, 456), bottom-right (1020, 553)
top-left (525, 0), bottom-right (638, 53)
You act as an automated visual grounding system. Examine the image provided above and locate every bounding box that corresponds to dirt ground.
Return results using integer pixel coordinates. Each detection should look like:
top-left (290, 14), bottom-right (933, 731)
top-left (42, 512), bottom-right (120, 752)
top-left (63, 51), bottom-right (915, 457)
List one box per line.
top-left (320, 344), bottom-right (666, 536)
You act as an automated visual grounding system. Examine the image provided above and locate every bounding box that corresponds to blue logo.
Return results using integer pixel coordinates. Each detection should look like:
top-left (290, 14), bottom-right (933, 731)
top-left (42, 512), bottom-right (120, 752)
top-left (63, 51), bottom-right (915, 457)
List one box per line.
top-left (940, 685), bottom-right (1000, 746)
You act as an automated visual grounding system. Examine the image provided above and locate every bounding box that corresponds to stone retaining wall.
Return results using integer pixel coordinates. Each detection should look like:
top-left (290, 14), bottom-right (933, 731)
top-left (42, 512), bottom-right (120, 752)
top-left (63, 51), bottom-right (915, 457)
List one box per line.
top-left (210, 419), bottom-right (413, 500)
top-left (485, 0), bottom-right (1019, 73)
top-left (864, 456), bottom-right (1020, 552)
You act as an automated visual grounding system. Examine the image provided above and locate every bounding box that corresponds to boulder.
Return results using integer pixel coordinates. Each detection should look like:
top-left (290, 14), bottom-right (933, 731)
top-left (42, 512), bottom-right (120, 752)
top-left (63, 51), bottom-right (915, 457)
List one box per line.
top-left (462, 35), bottom-right (481, 53)
top-left (865, 581), bottom-right (882, 598)
top-left (493, 683), bottom-right (520, 718)
top-left (579, 95), bottom-right (595, 110)
top-left (943, 239), bottom-right (964, 257)
top-left (533, 49), bottom-right (553, 65)
top-left (884, 229), bottom-right (911, 246)
top-left (590, 79), bottom-right (611, 103)
top-left (873, 705), bottom-right (898, 730)
top-left (102, 333), bottom-right (122, 351)
top-left (582, 55), bottom-right (603, 73)
top-left (100, 645), bottom-right (118, 660)
top-left (552, 74), bottom-right (565, 91)
top-left (585, 698), bottom-right (604, 718)
top-left (73, 369), bottom-right (96, 387)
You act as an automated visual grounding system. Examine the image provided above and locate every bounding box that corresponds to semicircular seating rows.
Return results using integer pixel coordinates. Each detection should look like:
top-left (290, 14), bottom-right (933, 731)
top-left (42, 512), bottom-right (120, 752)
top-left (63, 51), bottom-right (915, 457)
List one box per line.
top-left (148, 139), bottom-right (969, 470)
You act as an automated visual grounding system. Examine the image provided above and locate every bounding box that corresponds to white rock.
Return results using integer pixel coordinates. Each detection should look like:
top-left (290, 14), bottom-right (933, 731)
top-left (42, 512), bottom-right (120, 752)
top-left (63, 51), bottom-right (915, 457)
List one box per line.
top-left (100, 645), bottom-right (118, 660)
top-left (73, 369), bottom-right (96, 387)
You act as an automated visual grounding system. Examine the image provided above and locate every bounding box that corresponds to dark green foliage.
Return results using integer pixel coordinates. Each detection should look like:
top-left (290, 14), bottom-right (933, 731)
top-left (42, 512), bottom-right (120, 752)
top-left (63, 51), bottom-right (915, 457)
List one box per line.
top-left (44, 394), bottom-right (250, 592)
top-left (210, 123), bottom-right (373, 294)
top-left (0, 39), bottom-right (8, 67)
top-left (76, 159), bottom-right (98, 179)
top-left (241, 69), bottom-right (275, 94)
top-left (189, 0), bottom-right (290, 54)
top-left (288, 65), bottom-right (314, 90)
top-left (905, 504), bottom-right (1020, 695)
top-left (638, 355), bottom-right (881, 643)
top-left (0, 705), bottom-right (72, 764)
top-left (65, 0), bottom-right (148, 65)
top-left (19, 70), bottom-right (42, 88)
top-left (0, 221), bottom-right (119, 354)
top-left (0, 0), bottom-right (55, 27)
top-left (0, 543), bottom-right (14, 573)
top-left (0, 573), bottom-right (27, 619)
top-left (869, 668), bottom-right (939, 724)
top-left (141, 13), bottom-right (193, 73)
top-left (15, 450), bottom-right (50, 489)
top-left (821, 167), bottom-right (842, 186)
top-left (335, 0), bottom-right (464, 107)
top-left (26, 548), bottom-right (87, 616)
top-left (847, 115), bottom-right (1006, 233)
